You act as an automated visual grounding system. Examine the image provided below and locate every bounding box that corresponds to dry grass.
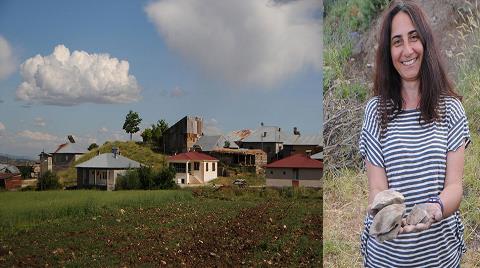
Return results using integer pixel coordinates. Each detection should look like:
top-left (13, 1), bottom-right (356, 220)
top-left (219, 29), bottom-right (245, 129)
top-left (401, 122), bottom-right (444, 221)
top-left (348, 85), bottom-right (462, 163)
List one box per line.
top-left (323, 170), bottom-right (367, 267)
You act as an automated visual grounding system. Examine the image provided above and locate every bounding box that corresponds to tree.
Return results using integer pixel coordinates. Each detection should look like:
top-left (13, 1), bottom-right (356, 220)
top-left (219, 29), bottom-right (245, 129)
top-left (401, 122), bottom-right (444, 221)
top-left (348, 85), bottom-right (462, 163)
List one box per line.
top-left (151, 120), bottom-right (169, 148)
top-left (88, 143), bottom-right (99, 151)
top-left (123, 110), bottom-right (142, 141)
top-left (141, 119), bottom-right (169, 151)
top-left (224, 141), bottom-right (231, 148)
top-left (37, 171), bottom-right (61, 190)
top-left (141, 128), bottom-right (152, 144)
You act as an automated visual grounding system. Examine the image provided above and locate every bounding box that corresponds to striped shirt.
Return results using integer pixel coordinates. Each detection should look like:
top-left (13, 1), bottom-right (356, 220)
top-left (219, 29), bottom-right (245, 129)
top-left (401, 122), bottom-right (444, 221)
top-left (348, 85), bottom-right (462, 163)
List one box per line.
top-left (359, 96), bottom-right (471, 268)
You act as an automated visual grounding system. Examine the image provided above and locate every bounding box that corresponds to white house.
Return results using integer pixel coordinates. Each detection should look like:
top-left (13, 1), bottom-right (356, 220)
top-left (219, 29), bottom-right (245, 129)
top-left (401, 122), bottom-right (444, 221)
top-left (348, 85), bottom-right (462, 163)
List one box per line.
top-left (167, 151), bottom-right (219, 185)
top-left (265, 154), bottom-right (323, 188)
top-left (76, 149), bottom-right (142, 190)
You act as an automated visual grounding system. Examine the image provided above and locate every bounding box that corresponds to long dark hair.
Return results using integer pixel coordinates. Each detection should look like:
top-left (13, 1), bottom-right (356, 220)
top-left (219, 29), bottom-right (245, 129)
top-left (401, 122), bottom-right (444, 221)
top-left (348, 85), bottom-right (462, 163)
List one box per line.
top-left (373, 0), bottom-right (460, 131)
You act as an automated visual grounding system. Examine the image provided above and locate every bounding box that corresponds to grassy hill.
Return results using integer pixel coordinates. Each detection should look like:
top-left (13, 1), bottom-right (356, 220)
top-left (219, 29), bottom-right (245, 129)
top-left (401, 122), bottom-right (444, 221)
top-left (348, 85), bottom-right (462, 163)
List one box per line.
top-left (57, 141), bottom-right (167, 186)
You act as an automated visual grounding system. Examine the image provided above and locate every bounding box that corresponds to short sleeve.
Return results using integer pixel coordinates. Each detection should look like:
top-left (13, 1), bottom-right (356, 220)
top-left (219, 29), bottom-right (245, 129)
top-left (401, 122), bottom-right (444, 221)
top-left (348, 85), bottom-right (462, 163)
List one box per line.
top-left (447, 98), bottom-right (471, 152)
top-left (359, 97), bottom-right (384, 168)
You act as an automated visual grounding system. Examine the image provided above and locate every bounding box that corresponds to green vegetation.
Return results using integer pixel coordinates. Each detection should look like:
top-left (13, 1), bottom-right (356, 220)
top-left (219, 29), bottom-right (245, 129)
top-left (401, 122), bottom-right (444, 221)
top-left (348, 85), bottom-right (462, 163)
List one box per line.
top-left (210, 172), bottom-right (266, 187)
top-left (116, 166), bottom-right (177, 190)
top-left (0, 188), bottom-right (321, 266)
top-left (37, 171), bottom-right (61, 190)
top-left (57, 141), bottom-right (167, 186)
top-left (0, 190), bottom-right (192, 230)
top-left (324, 0), bottom-right (387, 101)
top-left (141, 119), bottom-right (169, 152)
top-left (87, 143), bottom-right (98, 151)
top-left (122, 110), bottom-right (142, 141)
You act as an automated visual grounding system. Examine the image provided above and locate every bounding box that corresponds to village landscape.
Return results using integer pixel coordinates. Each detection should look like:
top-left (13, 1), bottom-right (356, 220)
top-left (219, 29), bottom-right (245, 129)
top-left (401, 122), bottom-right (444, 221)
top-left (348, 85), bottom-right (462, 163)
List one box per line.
top-left (0, 0), bottom-right (322, 266)
top-left (0, 112), bottom-right (323, 266)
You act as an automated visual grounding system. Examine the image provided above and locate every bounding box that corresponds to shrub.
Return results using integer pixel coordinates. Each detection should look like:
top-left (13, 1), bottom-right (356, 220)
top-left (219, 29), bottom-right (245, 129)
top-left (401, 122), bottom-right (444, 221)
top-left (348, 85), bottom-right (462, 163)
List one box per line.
top-left (116, 169), bottom-right (142, 190)
top-left (37, 171), bottom-right (61, 190)
top-left (116, 166), bottom-right (176, 190)
top-left (138, 166), bottom-right (155, 189)
top-left (154, 166), bottom-right (176, 189)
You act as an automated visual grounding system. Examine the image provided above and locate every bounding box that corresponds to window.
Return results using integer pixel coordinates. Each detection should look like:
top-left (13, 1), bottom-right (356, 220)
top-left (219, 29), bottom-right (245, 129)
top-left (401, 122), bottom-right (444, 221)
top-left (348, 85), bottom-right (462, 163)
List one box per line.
top-left (270, 171), bottom-right (273, 174)
top-left (212, 162), bottom-right (216, 171)
top-left (194, 162), bottom-right (200, 170)
top-left (283, 171), bottom-right (286, 175)
top-left (206, 162), bottom-right (209, 171)
top-left (171, 163), bottom-right (186, 173)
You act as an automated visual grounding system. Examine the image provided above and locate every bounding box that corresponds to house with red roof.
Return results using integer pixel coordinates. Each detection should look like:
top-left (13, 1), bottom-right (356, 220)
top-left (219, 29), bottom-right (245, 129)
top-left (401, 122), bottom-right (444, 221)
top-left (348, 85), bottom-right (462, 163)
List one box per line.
top-left (167, 151), bottom-right (219, 185)
top-left (265, 154), bottom-right (323, 188)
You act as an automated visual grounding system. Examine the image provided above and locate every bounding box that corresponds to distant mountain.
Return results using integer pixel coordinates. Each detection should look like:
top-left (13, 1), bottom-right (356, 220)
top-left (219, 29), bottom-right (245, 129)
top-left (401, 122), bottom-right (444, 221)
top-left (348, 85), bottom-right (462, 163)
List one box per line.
top-left (0, 154), bottom-right (36, 165)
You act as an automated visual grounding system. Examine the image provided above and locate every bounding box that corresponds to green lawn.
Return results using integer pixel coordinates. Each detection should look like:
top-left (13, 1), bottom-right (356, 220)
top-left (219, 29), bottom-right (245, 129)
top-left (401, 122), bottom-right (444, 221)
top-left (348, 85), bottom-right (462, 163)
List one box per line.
top-left (0, 188), bottom-right (321, 267)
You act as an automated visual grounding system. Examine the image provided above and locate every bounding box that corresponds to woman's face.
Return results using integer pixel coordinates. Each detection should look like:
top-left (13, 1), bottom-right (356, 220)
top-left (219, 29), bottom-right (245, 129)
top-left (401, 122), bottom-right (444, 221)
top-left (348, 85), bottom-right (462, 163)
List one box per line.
top-left (390, 11), bottom-right (423, 83)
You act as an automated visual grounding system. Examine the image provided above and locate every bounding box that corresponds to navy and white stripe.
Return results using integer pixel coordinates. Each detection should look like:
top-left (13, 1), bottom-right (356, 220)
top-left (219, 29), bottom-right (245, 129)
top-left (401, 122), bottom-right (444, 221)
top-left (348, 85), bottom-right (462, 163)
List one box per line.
top-left (359, 96), bottom-right (471, 268)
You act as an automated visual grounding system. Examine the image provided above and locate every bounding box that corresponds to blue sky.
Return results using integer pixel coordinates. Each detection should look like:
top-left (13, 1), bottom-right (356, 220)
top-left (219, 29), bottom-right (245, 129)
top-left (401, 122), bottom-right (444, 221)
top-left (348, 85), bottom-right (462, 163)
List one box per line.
top-left (0, 0), bottom-right (323, 158)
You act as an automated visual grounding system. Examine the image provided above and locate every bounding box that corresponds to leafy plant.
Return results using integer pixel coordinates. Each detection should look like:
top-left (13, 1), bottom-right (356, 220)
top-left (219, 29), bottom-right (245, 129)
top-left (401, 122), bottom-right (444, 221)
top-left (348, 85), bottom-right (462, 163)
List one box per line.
top-left (37, 171), bottom-right (61, 190)
top-left (123, 110), bottom-right (142, 141)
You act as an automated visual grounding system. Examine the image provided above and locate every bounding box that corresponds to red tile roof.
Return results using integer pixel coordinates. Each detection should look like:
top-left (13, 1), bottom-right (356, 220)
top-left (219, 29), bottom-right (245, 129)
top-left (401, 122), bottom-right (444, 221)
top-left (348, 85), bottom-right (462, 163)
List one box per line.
top-left (168, 151), bottom-right (218, 161)
top-left (265, 154), bottom-right (323, 169)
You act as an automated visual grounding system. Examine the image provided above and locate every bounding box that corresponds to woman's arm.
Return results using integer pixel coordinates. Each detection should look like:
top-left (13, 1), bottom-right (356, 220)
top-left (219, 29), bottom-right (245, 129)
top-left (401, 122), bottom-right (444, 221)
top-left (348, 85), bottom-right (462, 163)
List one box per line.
top-left (366, 160), bottom-right (389, 213)
top-left (401, 143), bottom-right (466, 233)
top-left (439, 143), bottom-right (465, 217)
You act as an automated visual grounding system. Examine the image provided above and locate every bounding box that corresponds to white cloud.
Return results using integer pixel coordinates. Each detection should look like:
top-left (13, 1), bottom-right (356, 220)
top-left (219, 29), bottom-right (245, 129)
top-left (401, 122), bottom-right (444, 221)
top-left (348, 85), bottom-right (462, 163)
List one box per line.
top-left (170, 86), bottom-right (186, 97)
top-left (145, 0), bottom-right (322, 88)
top-left (99, 127), bottom-right (109, 133)
top-left (0, 35), bottom-right (17, 80)
top-left (16, 45), bottom-right (142, 106)
top-left (0, 122), bottom-right (5, 133)
top-left (17, 130), bottom-right (59, 142)
top-left (203, 118), bottom-right (223, 135)
top-left (34, 117), bottom-right (46, 127)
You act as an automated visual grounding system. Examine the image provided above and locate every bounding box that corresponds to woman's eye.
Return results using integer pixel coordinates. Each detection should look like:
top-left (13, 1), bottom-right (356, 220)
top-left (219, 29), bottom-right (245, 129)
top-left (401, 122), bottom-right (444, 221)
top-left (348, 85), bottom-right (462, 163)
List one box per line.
top-left (392, 39), bottom-right (401, 46)
top-left (410, 35), bottom-right (418, 41)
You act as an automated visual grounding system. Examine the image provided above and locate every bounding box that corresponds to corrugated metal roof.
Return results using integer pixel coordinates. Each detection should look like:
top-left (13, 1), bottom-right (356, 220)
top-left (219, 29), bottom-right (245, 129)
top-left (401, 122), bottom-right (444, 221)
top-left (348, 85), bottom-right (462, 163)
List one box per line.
top-left (241, 126), bottom-right (290, 143)
top-left (310, 152), bottom-right (323, 160)
top-left (0, 164), bottom-right (20, 174)
top-left (76, 153), bottom-right (142, 169)
top-left (194, 135), bottom-right (239, 151)
top-left (284, 134), bottom-right (323, 146)
top-left (168, 151), bottom-right (218, 162)
top-left (53, 143), bottom-right (86, 154)
top-left (265, 154), bottom-right (323, 169)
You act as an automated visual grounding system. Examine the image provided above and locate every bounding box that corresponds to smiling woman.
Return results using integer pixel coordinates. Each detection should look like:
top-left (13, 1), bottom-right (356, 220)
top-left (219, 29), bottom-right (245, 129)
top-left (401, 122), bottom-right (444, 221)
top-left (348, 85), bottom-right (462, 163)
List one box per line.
top-left (359, 0), bottom-right (471, 267)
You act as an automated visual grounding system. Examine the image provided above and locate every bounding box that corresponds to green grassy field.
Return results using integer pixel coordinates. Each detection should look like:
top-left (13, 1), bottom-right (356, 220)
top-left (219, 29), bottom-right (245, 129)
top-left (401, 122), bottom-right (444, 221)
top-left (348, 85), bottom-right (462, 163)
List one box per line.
top-left (0, 188), bottom-right (321, 267)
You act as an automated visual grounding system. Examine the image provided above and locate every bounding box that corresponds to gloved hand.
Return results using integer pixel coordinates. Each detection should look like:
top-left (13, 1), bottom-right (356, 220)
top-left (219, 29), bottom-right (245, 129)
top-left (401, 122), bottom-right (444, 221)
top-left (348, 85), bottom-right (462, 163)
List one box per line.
top-left (400, 202), bottom-right (442, 233)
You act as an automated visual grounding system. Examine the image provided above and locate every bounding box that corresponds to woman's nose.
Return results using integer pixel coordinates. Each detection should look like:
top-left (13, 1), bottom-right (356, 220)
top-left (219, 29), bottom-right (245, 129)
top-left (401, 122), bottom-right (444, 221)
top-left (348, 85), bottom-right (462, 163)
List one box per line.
top-left (403, 41), bottom-right (414, 56)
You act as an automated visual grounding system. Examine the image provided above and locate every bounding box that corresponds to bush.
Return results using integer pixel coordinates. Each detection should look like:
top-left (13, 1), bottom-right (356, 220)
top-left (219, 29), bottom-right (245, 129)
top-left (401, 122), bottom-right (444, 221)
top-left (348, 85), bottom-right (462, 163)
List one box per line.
top-left (37, 171), bottom-right (61, 190)
top-left (116, 169), bottom-right (142, 190)
top-left (138, 166), bottom-right (155, 189)
top-left (116, 166), bottom-right (176, 190)
top-left (154, 166), bottom-right (177, 189)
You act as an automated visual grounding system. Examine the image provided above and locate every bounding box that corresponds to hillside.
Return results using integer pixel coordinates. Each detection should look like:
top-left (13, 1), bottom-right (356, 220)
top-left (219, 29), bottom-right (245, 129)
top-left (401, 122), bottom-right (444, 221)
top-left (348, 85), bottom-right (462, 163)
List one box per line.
top-left (57, 141), bottom-right (167, 186)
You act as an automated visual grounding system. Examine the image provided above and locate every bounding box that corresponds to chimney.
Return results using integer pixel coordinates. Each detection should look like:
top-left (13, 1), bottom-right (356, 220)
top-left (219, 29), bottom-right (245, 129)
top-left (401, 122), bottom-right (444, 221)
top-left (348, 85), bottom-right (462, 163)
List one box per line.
top-left (67, 135), bottom-right (76, 143)
top-left (306, 149), bottom-right (312, 157)
top-left (112, 147), bottom-right (119, 159)
top-left (293, 127), bottom-right (300, 135)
